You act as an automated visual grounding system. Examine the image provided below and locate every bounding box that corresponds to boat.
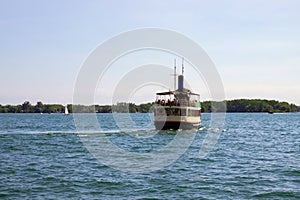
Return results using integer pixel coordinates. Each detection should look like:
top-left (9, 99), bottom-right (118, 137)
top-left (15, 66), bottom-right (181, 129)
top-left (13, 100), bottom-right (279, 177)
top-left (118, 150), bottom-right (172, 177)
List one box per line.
top-left (153, 59), bottom-right (201, 130)
top-left (64, 105), bottom-right (69, 115)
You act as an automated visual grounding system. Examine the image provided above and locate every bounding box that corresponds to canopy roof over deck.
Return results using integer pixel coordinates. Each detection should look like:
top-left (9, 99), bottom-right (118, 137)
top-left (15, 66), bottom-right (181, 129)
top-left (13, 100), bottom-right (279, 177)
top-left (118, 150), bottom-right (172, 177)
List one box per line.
top-left (156, 89), bottom-right (200, 96)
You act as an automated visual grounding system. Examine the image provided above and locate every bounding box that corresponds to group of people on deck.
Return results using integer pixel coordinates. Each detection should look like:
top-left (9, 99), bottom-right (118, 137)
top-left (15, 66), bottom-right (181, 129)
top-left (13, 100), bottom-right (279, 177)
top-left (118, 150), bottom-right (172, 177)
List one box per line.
top-left (156, 98), bottom-right (198, 107)
top-left (156, 99), bottom-right (179, 106)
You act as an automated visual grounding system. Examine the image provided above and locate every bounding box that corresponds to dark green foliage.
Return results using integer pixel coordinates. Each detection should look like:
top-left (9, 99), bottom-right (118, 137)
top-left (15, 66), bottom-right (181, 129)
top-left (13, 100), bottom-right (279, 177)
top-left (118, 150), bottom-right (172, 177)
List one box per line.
top-left (0, 100), bottom-right (298, 113)
top-left (0, 101), bottom-right (64, 113)
top-left (202, 99), bottom-right (300, 113)
top-left (137, 102), bottom-right (154, 113)
top-left (112, 102), bottom-right (130, 113)
top-left (34, 101), bottom-right (44, 113)
top-left (110, 102), bottom-right (154, 113)
top-left (201, 101), bottom-right (211, 112)
top-left (43, 104), bottom-right (64, 113)
top-left (72, 104), bottom-right (94, 113)
top-left (21, 101), bottom-right (32, 113)
top-left (95, 105), bottom-right (111, 113)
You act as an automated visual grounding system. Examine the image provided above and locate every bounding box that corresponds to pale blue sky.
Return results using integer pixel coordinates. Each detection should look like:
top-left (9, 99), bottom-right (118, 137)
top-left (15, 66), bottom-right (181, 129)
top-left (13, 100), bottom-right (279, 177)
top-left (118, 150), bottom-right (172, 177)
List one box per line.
top-left (1, 0), bottom-right (299, 105)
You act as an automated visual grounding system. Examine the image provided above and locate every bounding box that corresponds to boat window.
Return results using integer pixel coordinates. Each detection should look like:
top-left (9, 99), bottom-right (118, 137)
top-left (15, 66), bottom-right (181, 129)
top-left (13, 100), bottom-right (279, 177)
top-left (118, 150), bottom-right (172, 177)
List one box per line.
top-left (181, 108), bottom-right (186, 116)
top-left (163, 108), bottom-right (181, 116)
top-left (188, 109), bottom-right (200, 116)
top-left (172, 108), bottom-right (180, 116)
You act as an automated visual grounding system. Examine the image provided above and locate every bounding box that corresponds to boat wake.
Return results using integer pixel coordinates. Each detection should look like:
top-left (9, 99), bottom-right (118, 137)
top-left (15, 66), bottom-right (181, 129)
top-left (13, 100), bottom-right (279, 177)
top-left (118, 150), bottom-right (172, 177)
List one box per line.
top-left (198, 126), bottom-right (224, 133)
top-left (0, 126), bottom-right (225, 135)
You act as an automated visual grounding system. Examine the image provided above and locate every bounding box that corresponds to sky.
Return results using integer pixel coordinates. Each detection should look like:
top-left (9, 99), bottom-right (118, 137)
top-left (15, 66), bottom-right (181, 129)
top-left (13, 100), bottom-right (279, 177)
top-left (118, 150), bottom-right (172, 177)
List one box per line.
top-left (0, 0), bottom-right (299, 105)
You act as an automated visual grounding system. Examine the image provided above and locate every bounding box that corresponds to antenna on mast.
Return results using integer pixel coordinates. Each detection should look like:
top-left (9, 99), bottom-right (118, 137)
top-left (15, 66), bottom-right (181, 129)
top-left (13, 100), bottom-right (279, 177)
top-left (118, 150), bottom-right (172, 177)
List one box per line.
top-left (182, 57), bottom-right (184, 75)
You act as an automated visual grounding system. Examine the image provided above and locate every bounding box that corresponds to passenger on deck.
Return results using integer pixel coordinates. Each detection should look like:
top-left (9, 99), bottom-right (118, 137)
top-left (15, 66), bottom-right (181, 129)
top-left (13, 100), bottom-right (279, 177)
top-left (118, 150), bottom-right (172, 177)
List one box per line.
top-left (171, 99), bottom-right (175, 106)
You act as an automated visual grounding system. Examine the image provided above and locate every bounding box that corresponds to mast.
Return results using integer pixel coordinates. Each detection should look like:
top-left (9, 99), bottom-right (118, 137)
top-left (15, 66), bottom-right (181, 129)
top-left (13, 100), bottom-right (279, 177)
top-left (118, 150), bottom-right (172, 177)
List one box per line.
top-left (182, 57), bottom-right (184, 75)
top-left (174, 59), bottom-right (177, 90)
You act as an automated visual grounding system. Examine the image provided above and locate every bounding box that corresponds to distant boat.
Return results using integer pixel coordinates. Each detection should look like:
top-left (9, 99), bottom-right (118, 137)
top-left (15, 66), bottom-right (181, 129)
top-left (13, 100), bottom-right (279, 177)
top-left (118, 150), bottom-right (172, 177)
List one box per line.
top-left (64, 106), bottom-right (69, 115)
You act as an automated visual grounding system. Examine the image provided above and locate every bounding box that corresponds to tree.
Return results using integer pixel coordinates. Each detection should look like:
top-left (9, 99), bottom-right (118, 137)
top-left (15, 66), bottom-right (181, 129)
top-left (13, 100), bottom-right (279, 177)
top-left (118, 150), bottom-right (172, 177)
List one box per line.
top-left (34, 101), bottom-right (44, 113)
top-left (21, 101), bottom-right (32, 113)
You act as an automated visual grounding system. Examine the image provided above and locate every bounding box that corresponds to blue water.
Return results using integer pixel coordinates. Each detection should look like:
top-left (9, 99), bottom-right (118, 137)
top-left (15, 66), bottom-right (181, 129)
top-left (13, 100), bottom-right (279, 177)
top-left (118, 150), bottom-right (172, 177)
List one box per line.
top-left (0, 113), bottom-right (299, 199)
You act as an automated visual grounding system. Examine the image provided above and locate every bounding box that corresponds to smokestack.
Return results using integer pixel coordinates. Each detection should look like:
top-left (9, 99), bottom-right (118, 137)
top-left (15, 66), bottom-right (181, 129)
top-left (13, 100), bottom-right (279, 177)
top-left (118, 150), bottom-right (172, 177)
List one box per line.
top-left (178, 75), bottom-right (184, 90)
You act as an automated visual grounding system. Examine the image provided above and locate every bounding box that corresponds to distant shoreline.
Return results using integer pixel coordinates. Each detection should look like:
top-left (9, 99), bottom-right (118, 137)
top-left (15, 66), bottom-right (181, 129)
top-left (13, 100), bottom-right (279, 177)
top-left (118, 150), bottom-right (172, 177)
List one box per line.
top-left (0, 99), bottom-right (299, 113)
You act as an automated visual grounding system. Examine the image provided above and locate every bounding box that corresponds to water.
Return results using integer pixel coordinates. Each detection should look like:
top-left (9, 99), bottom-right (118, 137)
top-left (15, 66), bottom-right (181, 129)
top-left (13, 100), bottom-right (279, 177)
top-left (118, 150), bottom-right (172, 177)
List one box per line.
top-left (0, 113), bottom-right (299, 199)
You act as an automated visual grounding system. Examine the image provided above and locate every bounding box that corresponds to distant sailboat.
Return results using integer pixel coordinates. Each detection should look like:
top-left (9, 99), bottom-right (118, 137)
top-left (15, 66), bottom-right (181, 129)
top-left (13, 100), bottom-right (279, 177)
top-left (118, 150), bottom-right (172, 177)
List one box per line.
top-left (64, 106), bottom-right (69, 115)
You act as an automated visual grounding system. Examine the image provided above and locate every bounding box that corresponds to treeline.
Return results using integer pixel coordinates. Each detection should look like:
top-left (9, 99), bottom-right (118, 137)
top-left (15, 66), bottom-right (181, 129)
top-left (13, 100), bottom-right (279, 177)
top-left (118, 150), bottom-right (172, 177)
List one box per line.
top-left (201, 99), bottom-right (300, 113)
top-left (72, 102), bottom-right (154, 113)
top-left (0, 99), bottom-right (299, 113)
top-left (0, 101), bottom-right (154, 113)
top-left (0, 101), bottom-right (64, 113)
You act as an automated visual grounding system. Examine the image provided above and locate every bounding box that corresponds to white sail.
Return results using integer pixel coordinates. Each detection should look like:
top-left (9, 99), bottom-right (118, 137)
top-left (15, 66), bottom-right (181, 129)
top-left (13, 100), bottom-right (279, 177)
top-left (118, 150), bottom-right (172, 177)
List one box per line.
top-left (64, 106), bottom-right (69, 115)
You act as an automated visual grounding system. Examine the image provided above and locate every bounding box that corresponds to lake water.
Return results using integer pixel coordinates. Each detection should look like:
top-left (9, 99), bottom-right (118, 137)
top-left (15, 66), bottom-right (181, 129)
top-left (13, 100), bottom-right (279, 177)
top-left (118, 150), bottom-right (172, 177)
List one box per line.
top-left (0, 113), bottom-right (299, 199)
